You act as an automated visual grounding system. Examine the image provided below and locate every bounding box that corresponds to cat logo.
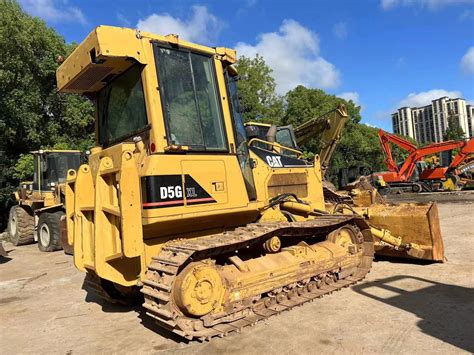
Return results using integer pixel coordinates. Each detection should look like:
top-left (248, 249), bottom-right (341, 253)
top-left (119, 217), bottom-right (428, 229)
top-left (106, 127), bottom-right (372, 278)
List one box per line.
top-left (266, 155), bottom-right (283, 168)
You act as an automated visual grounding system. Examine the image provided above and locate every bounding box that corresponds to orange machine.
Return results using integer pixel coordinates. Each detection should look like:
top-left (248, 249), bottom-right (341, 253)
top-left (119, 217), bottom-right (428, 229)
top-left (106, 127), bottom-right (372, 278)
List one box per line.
top-left (376, 129), bottom-right (473, 192)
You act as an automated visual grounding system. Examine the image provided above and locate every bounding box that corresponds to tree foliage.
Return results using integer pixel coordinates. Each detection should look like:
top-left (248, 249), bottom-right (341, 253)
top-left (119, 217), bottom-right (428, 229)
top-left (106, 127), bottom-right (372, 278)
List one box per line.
top-left (0, 1), bottom-right (94, 228)
top-left (12, 154), bottom-right (34, 181)
top-left (283, 85), bottom-right (362, 126)
top-left (235, 55), bottom-right (284, 123)
top-left (443, 111), bottom-right (466, 141)
top-left (282, 86), bottom-right (363, 161)
top-left (233, 58), bottom-right (390, 186)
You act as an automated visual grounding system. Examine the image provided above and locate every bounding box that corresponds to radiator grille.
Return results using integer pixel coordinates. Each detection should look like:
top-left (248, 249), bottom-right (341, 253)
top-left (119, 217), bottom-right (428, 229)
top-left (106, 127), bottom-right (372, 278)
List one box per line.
top-left (267, 173), bottom-right (308, 198)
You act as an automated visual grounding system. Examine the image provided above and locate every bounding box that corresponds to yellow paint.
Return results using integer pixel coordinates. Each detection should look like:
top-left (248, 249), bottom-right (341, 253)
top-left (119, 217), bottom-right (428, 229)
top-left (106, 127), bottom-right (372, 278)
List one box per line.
top-left (58, 25), bottom-right (443, 301)
top-left (58, 26), bottom-right (330, 287)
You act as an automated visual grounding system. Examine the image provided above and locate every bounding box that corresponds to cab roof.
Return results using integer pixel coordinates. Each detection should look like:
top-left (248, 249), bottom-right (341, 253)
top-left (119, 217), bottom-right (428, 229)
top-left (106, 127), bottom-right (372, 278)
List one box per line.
top-left (31, 150), bottom-right (81, 154)
top-left (56, 25), bottom-right (237, 94)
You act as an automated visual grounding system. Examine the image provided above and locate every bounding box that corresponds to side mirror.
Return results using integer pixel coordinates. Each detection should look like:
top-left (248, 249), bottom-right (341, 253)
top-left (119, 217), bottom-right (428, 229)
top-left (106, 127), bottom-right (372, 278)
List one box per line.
top-left (227, 64), bottom-right (238, 77)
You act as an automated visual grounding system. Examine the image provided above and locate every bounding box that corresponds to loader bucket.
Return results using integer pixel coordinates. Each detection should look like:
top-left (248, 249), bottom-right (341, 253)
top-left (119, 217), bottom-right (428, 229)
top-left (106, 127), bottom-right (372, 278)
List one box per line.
top-left (364, 202), bottom-right (444, 262)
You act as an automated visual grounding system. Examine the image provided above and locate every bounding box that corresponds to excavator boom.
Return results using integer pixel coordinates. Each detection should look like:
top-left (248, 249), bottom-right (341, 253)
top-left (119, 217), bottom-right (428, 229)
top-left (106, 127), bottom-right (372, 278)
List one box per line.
top-left (378, 129), bottom-right (417, 173)
top-left (293, 105), bottom-right (348, 176)
top-left (447, 138), bottom-right (474, 169)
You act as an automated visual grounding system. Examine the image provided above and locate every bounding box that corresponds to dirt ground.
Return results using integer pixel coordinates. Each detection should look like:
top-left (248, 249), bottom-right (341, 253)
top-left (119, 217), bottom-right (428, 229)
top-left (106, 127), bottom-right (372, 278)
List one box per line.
top-left (1, 201), bottom-right (473, 354)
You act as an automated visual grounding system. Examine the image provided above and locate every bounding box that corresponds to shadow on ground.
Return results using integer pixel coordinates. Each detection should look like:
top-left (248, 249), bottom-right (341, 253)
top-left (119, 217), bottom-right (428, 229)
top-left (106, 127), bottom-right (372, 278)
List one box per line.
top-left (138, 310), bottom-right (189, 345)
top-left (374, 255), bottom-right (437, 265)
top-left (353, 275), bottom-right (474, 352)
top-left (81, 277), bottom-right (140, 313)
top-left (80, 275), bottom-right (186, 344)
top-left (0, 255), bottom-right (12, 264)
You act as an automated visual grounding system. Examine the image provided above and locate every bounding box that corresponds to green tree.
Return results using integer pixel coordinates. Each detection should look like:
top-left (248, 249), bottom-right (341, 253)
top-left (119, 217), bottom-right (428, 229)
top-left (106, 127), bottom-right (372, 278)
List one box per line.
top-left (235, 55), bottom-right (284, 123)
top-left (283, 85), bottom-right (362, 127)
top-left (12, 154), bottom-right (34, 181)
top-left (0, 1), bottom-right (94, 228)
top-left (282, 86), bottom-right (363, 161)
top-left (443, 111), bottom-right (466, 141)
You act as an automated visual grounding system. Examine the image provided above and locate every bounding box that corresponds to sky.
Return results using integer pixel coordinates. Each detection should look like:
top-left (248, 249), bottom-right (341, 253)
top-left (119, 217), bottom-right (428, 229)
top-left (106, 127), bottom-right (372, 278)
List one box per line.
top-left (18, 0), bottom-right (474, 131)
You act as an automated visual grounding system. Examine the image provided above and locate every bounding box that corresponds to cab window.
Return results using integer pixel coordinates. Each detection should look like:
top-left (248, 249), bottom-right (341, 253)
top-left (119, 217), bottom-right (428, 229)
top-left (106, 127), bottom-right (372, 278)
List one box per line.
top-left (98, 65), bottom-right (148, 146)
top-left (276, 128), bottom-right (297, 150)
top-left (154, 45), bottom-right (226, 151)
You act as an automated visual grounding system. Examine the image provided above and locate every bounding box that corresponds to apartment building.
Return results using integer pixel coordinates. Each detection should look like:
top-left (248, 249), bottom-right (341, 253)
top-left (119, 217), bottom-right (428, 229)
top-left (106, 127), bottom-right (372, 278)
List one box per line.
top-left (468, 104), bottom-right (474, 139)
top-left (392, 97), bottom-right (474, 143)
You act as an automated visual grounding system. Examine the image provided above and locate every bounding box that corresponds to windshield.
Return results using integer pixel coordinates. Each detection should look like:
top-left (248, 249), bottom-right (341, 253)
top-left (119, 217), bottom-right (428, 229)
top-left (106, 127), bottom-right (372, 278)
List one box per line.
top-left (248, 125), bottom-right (298, 155)
top-left (225, 70), bottom-right (256, 200)
top-left (98, 65), bottom-right (148, 145)
top-left (276, 128), bottom-right (297, 150)
top-left (34, 153), bottom-right (81, 190)
top-left (154, 45), bottom-right (226, 150)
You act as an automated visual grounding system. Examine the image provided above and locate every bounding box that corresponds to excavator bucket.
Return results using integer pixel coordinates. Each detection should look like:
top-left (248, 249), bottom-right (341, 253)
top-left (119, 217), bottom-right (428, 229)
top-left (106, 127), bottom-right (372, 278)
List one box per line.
top-left (364, 202), bottom-right (444, 262)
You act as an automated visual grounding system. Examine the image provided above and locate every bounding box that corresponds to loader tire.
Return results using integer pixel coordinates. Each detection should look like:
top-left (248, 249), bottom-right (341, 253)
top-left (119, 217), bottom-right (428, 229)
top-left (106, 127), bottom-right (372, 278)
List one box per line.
top-left (8, 205), bottom-right (34, 246)
top-left (37, 211), bottom-right (63, 252)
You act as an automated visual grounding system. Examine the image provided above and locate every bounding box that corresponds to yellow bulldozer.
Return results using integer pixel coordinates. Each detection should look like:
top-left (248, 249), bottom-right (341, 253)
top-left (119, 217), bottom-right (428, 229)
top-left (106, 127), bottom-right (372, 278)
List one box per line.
top-left (244, 105), bottom-right (443, 261)
top-left (58, 26), bottom-right (444, 340)
top-left (7, 150), bottom-right (81, 252)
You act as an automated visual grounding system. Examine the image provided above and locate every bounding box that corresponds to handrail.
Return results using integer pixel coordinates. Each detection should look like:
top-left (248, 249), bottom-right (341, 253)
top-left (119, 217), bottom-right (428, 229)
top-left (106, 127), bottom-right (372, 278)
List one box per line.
top-left (248, 138), bottom-right (303, 158)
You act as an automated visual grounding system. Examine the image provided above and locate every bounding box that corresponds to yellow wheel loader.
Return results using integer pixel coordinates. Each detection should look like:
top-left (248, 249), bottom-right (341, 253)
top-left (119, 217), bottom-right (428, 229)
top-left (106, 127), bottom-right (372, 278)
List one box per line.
top-left (58, 26), bottom-right (444, 340)
top-left (7, 150), bottom-right (81, 252)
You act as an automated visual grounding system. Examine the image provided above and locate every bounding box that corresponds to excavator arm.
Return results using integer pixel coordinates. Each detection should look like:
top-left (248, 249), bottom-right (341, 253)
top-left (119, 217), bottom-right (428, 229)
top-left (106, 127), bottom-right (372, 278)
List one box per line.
top-left (447, 138), bottom-right (474, 170)
top-left (377, 129), bottom-right (417, 173)
top-left (293, 104), bottom-right (349, 177)
top-left (398, 139), bottom-right (470, 181)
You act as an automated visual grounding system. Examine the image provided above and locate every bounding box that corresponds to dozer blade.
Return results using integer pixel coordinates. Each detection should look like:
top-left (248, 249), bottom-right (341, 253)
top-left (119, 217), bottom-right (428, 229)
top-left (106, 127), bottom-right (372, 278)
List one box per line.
top-left (362, 202), bottom-right (444, 262)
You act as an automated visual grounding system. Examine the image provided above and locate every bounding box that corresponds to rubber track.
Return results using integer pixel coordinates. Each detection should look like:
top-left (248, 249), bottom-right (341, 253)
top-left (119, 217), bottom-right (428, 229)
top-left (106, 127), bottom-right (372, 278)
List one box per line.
top-left (142, 215), bottom-right (374, 341)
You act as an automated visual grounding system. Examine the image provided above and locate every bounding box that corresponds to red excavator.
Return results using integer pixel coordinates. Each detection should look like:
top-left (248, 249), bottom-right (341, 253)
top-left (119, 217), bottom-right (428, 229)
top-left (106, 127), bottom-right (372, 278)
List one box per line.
top-left (376, 129), bottom-right (474, 192)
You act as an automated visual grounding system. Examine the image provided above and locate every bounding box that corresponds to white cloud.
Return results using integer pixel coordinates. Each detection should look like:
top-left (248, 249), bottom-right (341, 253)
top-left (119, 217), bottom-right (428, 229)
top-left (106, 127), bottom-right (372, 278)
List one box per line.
top-left (460, 47), bottom-right (474, 74)
top-left (399, 89), bottom-right (463, 107)
top-left (333, 22), bottom-right (348, 39)
top-left (117, 12), bottom-right (131, 27)
top-left (459, 9), bottom-right (474, 20)
top-left (235, 20), bottom-right (341, 95)
top-left (381, 0), bottom-right (474, 10)
top-left (338, 92), bottom-right (360, 105)
top-left (363, 122), bottom-right (378, 128)
top-left (137, 6), bottom-right (222, 45)
top-left (19, 0), bottom-right (86, 24)
top-left (339, 91), bottom-right (364, 112)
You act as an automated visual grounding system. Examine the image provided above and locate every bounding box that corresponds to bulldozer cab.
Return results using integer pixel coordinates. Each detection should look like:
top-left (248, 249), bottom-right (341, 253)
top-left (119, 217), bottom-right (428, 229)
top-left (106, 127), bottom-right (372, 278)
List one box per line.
top-left (244, 122), bottom-right (299, 154)
top-left (32, 150), bottom-right (81, 191)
